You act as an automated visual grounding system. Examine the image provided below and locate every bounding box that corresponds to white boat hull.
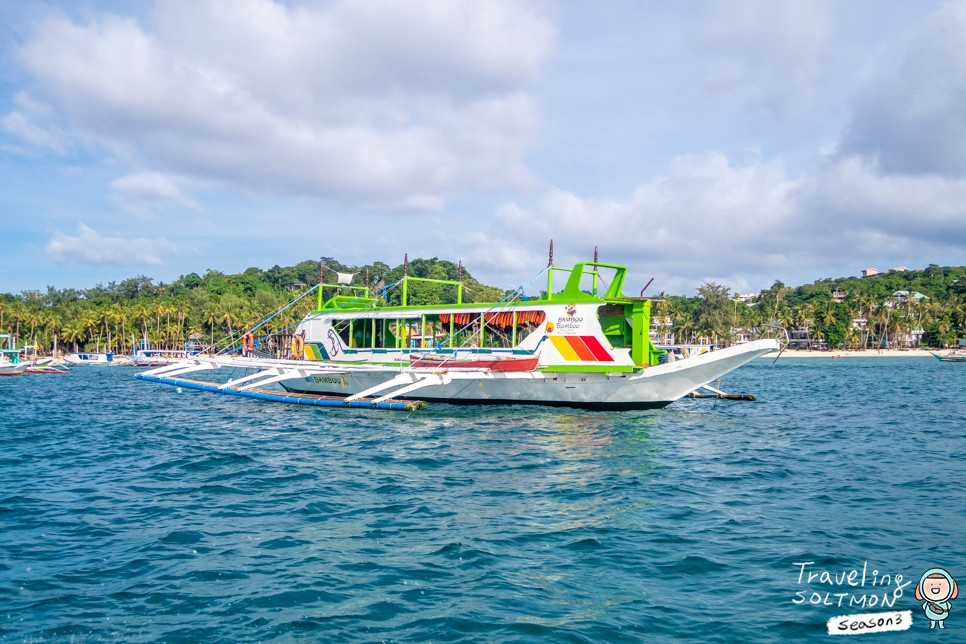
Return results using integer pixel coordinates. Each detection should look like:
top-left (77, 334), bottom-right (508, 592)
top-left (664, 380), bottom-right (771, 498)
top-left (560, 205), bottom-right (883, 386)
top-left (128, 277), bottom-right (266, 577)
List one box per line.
top-left (278, 339), bottom-right (778, 409)
top-left (65, 352), bottom-right (115, 365)
top-left (0, 362), bottom-right (28, 376)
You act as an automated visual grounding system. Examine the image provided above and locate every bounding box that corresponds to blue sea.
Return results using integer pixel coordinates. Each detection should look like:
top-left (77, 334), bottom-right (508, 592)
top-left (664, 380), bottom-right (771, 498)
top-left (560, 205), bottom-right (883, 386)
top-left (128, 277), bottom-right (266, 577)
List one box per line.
top-left (1, 358), bottom-right (963, 642)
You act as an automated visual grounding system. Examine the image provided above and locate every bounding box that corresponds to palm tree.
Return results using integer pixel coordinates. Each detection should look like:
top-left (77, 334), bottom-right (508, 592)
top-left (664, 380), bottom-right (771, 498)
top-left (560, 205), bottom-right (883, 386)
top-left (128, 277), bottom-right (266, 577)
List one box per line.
top-left (61, 318), bottom-right (86, 353)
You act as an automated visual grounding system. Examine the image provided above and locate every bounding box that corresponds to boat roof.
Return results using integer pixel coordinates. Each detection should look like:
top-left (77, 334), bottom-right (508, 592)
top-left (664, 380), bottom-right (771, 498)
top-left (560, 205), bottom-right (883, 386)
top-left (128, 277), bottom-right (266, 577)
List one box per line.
top-left (312, 261), bottom-right (643, 315)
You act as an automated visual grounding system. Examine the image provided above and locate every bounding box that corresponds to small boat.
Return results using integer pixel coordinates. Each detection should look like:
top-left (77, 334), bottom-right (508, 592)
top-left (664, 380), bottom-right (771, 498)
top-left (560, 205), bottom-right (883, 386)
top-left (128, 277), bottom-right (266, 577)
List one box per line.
top-left (137, 256), bottom-right (781, 410)
top-left (0, 362), bottom-right (28, 376)
top-left (0, 334), bottom-right (28, 376)
top-left (65, 351), bottom-right (116, 365)
top-left (133, 349), bottom-right (200, 367)
top-left (931, 349), bottom-right (966, 363)
top-left (24, 358), bottom-right (70, 375)
top-left (132, 338), bottom-right (207, 367)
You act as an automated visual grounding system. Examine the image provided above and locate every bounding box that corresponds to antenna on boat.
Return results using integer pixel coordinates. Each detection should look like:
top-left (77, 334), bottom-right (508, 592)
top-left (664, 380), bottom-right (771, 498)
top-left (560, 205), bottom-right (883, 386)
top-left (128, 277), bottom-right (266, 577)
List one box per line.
top-left (458, 260), bottom-right (462, 282)
top-left (403, 253), bottom-right (409, 278)
top-left (548, 239), bottom-right (554, 267)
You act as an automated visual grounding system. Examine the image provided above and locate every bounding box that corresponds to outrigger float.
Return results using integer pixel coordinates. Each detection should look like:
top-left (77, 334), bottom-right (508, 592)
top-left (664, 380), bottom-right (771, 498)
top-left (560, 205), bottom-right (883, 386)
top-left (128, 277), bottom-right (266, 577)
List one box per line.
top-left (136, 255), bottom-right (780, 411)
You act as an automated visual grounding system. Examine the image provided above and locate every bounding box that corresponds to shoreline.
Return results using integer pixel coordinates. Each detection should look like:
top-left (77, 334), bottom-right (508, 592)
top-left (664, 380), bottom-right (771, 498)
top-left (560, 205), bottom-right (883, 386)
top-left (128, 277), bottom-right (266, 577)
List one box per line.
top-left (760, 348), bottom-right (936, 359)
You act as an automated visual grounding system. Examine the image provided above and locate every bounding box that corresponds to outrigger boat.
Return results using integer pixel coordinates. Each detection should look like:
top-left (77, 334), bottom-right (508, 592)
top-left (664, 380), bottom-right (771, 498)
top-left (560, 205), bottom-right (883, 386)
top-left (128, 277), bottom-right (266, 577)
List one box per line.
top-left (930, 349), bottom-right (966, 363)
top-left (0, 334), bottom-right (29, 376)
top-left (137, 257), bottom-right (780, 411)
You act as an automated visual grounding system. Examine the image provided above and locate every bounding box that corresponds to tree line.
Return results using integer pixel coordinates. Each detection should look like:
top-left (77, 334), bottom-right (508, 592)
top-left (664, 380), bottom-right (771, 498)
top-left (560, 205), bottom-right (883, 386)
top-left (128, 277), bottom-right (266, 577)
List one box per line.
top-left (1, 259), bottom-right (963, 354)
top-left (655, 265), bottom-right (966, 349)
top-left (0, 257), bottom-right (507, 355)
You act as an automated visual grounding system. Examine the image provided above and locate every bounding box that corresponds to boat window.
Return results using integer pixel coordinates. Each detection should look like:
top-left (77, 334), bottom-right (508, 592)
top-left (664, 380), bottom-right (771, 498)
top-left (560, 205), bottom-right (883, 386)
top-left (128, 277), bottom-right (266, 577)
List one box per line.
top-left (333, 319), bottom-right (352, 346)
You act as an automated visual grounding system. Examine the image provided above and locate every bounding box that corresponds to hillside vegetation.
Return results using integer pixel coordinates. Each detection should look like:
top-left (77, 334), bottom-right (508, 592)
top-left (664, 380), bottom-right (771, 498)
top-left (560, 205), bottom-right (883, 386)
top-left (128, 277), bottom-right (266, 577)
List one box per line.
top-left (0, 257), bottom-right (506, 354)
top-left (2, 259), bottom-right (963, 353)
top-left (656, 265), bottom-right (966, 349)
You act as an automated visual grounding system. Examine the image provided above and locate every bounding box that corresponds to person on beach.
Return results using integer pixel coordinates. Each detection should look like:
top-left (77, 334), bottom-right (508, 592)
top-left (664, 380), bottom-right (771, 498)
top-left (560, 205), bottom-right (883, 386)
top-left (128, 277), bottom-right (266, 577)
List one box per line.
top-left (917, 568), bottom-right (958, 629)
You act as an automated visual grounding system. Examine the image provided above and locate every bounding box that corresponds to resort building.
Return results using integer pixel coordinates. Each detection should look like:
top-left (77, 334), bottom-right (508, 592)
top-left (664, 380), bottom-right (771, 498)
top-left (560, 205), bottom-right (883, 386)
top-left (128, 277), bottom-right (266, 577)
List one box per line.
top-left (787, 328), bottom-right (828, 351)
top-left (889, 290), bottom-right (929, 304)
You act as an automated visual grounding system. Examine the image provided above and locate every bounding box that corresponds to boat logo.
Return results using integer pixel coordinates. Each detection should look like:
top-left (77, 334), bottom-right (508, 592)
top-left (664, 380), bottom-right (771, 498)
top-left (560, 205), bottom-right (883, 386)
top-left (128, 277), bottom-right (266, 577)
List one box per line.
top-left (545, 322), bottom-right (555, 333)
top-left (565, 304), bottom-right (577, 317)
top-left (326, 329), bottom-right (341, 357)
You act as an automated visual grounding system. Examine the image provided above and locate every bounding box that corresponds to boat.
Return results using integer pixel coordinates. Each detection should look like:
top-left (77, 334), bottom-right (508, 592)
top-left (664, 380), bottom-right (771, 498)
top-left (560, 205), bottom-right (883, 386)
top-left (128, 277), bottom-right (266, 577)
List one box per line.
top-left (0, 334), bottom-right (28, 376)
top-left (132, 339), bottom-right (204, 367)
top-left (0, 362), bottom-right (27, 376)
top-left (930, 349), bottom-right (966, 363)
top-left (137, 258), bottom-right (780, 410)
top-left (24, 357), bottom-right (70, 375)
top-left (133, 348), bottom-right (197, 367)
top-left (64, 351), bottom-right (116, 365)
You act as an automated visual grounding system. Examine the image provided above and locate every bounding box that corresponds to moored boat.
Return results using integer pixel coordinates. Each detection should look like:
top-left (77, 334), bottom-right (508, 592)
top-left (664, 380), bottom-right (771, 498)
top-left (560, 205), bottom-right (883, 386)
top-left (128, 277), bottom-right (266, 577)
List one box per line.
top-left (65, 351), bottom-right (116, 365)
top-left (930, 349), bottom-right (966, 363)
top-left (0, 334), bottom-right (28, 376)
top-left (133, 348), bottom-right (197, 367)
top-left (24, 358), bottom-right (70, 375)
top-left (137, 257), bottom-right (780, 410)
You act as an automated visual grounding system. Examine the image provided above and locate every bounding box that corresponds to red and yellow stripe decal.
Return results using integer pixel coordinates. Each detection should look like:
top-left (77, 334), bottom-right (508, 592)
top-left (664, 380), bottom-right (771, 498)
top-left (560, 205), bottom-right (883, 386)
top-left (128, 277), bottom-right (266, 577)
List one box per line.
top-left (548, 335), bottom-right (614, 362)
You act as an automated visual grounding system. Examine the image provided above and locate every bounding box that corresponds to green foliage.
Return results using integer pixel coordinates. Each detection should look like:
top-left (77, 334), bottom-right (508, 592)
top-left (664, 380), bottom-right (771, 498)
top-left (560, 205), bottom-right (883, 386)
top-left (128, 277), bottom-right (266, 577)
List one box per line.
top-left (695, 282), bottom-right (733, 344)
top-left (3, 260), bottom-right (964, 354)
top-left (658, 266), bottom-right (965, 349)
top-left (0, 256), bottom-right (530, 354)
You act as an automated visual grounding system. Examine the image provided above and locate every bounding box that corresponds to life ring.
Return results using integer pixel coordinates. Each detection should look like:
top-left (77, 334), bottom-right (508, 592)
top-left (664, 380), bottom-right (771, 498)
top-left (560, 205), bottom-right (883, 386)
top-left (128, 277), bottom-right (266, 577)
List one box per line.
top-left (242, 332), bottom-right (255, 354)
top-left (291, 335), bottom-right (305, 360)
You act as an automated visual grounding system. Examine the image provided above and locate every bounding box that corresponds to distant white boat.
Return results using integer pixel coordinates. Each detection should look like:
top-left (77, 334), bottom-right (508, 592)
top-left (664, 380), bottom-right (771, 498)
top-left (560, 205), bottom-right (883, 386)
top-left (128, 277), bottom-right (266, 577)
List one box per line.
top-left (132, 339), bottom-right (204, 367)
top-left (65, 352), bottom-right (116, 365)
top-left (0, 334), bottom-right (28, 376)
top-left (0, 361), bottom-right (28, 376)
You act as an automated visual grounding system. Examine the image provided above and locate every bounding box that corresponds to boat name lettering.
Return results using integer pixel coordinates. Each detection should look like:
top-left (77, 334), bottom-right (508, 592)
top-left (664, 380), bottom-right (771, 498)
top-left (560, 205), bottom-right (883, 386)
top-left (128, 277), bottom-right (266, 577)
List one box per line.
top-left (555, 316), bottom-right (583, 332)
top-left (310, 375), bottom-right (348, 386)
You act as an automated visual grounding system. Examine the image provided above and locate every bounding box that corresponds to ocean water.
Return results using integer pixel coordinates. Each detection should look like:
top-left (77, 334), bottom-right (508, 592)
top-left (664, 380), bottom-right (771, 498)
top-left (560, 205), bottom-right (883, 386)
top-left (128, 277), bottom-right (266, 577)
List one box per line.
top-left (1, 358), bottom-right (963, 642)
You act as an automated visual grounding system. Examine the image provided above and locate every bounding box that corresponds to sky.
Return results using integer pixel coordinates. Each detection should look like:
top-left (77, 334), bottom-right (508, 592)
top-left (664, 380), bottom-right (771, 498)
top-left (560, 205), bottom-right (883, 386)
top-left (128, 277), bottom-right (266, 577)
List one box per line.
top-left (1, 0), bottom-right (965, 297)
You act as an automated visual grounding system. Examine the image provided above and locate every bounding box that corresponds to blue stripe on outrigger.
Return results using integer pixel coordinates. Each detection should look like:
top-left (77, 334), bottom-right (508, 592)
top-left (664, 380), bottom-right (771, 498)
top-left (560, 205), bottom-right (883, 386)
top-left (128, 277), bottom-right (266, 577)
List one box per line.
top-left (135, 373), bottom-right (423, 411)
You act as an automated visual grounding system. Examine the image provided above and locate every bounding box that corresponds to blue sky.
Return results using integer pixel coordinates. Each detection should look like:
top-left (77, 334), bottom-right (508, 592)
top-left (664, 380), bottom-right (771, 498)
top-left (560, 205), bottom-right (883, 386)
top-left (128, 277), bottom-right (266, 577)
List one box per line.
top-left (2, 0), bottom-right (965, 296)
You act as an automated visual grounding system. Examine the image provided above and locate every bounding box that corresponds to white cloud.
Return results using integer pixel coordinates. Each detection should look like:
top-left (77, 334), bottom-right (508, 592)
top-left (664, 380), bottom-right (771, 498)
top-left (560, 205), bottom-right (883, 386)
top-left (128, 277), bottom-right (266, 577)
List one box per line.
top-left (1, 112), bottom-right (65, 154)
top-left (839, 1), bottom-right (966, 175)
top-left (14, 0), bottom-right (555, 209)
top-left (108, 172), bottom-right (199, 215)
top-left (46, 223), bottom-right (177, 266)
top-left (800, 155), bottom-right (966, 249)
top-left (1, 94), bottom-right (68, 154)
top-left (465, 149), bottom-right (966, 294)
top-left (697, 0), bottom-right (833, 116)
